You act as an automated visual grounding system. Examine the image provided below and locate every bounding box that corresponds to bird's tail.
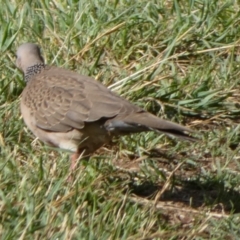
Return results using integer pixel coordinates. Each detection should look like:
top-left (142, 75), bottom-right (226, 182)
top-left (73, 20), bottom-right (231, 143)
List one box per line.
top-left (106, 112), bottom-right (195, 141)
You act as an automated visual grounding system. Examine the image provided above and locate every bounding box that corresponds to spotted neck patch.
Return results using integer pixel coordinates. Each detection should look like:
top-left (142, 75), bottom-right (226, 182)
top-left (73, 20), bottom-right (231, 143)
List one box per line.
top-left (25, 63), bottom-right (45, 83)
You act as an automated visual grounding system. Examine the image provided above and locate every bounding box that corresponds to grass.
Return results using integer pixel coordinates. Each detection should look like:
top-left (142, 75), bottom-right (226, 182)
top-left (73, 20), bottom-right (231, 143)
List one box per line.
top-left (1, 0), bottom-right (240, 239)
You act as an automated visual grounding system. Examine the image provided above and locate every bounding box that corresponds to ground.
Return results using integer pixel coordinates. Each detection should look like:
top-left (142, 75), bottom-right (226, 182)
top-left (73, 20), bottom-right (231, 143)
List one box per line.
top-left (1, 0), bottom-right (240, 239)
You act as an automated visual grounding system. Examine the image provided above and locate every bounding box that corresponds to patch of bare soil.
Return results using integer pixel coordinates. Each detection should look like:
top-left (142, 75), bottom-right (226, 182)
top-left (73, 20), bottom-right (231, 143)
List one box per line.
top-left (111, 143), bottom-right (240, 230)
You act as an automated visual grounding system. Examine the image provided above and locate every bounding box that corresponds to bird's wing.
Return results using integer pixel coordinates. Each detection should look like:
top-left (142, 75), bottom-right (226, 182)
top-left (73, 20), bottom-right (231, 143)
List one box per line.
top-left (22, 67), bottom-right (141, 132)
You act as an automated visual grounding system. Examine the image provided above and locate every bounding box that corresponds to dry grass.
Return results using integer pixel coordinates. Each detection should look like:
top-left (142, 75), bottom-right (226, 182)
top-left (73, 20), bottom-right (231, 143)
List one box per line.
top-left (1, 0), bottom-right (240, 239)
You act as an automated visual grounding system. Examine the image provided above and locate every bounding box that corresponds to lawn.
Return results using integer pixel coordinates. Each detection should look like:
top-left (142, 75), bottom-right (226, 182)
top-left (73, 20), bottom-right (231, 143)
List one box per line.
top-left (1, 0), bottom-right (240, 239)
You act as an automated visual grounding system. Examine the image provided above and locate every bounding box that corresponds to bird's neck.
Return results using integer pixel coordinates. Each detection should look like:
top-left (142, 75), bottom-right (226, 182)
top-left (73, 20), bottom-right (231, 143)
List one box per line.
top-left (24, 63), bottom-right (45, 83)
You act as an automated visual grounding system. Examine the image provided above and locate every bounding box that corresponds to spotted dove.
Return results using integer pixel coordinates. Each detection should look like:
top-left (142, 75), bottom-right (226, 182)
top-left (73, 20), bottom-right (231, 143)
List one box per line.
top-left (16, 43), bottom-right (195, 170)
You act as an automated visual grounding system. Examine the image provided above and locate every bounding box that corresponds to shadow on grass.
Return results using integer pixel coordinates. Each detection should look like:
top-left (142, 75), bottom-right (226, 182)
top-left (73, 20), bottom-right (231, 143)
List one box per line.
top-left (129, 178), bottom-right (240, 213)
top-left (110, 146), bottom-right (240, 214)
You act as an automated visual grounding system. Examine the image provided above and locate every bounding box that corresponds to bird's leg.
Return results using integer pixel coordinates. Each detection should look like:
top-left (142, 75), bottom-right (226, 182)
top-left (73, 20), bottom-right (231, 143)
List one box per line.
top-left (67, 152), bottom-right (81, 182)
top-left (70, 147), bottom-right (89, 171)
top-left (70, 151), bottom-right (81, 172)
top-left (68, 149), bottom-right (87, 182)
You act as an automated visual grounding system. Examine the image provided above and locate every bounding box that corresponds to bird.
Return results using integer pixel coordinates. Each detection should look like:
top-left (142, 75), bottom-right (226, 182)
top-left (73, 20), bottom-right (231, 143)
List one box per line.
top-left (16, 43), bottom-right (195, 171)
